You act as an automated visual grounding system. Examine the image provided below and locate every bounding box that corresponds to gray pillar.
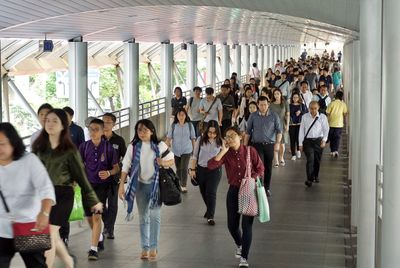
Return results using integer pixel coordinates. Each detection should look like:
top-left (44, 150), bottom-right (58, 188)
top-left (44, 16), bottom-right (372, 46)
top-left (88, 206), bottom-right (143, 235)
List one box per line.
top-left (259, 45), bottom-right (264, 84)
top-left (358, 0), bottom-right (382, 266)
top-left (68, 41), bottom-right (88, 127)
top-left (0, 74), bottom-right (2, 123)
top-left (251, 44), bottom-right (258, 66)
top-left (221, 44), bottom-right (230, 80)
top-left (2, 76), bottom-right (9, 122)
top-left (123, 42), bottom-right (139, 138)
top-left (206, 44), bottom-right (216, 88)
top-left (161, 43), bottom-right (174, 131)
top-left (243, 44), bottom-right (250, 79)
top-left (382, 0), bottom-right (400, 266)
top-left (186, 44), bottom-right (197, 92)
top-left (233, 45), bottom-right (241, 77)
top-left (265, 45), bottom-right (271, 69)
top-left (273, 46), bottom-right (278, 67)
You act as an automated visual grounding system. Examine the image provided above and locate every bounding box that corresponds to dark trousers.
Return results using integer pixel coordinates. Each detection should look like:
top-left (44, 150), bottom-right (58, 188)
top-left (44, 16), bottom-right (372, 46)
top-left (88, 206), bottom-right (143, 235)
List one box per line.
top-left (0, 237), bottom-right (47, 268)
top-left (289, 125), bottom-right (300, 156)
top-left (252, 143), bottom-right (274, 190)
top-left (59, 222), bottom-right (70, 241)
top-left (175, 154), bottom-right (191, 187)
top-left (221, 119), bottom-right (232, 136)
top-left (303, 138), bottom-right (323, 181)
top-left (328, 127), bottom-right (343, 152)
top-left (226, 186), bottom-right (254, 260)
top-left (103, 181), bottom-right (119, 235)
top-left (197, 166), bottom-right (222, 219)
top-left (191, 120), bottom-right (200, 137)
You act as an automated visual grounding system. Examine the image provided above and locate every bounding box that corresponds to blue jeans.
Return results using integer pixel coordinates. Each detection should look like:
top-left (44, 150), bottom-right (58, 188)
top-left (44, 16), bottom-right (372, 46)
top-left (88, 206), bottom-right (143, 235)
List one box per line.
top-left (136, 181), bottom-right (161, 251)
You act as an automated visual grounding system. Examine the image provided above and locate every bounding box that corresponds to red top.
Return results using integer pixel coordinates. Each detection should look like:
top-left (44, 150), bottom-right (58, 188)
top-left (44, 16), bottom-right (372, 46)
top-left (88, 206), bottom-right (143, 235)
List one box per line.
top-left (208, 145), bottom-right (264, 188)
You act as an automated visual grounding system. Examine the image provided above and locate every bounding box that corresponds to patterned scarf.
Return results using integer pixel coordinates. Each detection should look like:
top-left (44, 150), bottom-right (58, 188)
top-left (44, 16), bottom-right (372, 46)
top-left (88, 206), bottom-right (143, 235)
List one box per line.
top-left (124, 141), bottom-right (160, 221)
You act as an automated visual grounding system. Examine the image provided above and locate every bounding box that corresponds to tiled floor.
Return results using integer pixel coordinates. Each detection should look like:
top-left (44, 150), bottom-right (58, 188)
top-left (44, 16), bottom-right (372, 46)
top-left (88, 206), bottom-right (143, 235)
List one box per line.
top-left (11, 150), bottom-right (350, 268)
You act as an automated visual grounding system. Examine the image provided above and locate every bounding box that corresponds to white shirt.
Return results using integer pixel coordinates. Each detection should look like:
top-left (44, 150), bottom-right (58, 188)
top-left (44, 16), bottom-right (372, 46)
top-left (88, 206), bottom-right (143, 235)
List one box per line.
top-left (0, 153), bottom-right (56, 238)
top-left (300, 90), bottom-right (313, 108)
top-left (122, 141), bottom-right (174, 183)
top-left (249, 67), bottom-right (260, 78)
top-left (298, 112), bottom-right (330, 146)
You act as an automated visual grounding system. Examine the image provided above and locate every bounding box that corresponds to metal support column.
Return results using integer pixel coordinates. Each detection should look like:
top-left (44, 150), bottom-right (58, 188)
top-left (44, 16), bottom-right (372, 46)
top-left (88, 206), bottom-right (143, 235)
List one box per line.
top-left (123, 42), bottom-right (139, 138)
top-left (186, 44), bottom-right (197, 93)
top-left (243, 44), bottom-right (250, 80)
top-left (161, 43), bottom-right (174, 132)
top-left (2, 76), bottom-right (9, 122)
top-left (206, 44), bottom-right (216, 88)
top-left (233, 44), bottom-right (241, 77)
top-left (259, 45), bottom-right (264, 84)
top-left (68, 41), bottom-right (88, 127)
top-left (251, 44), bottom-right (258, 66)
top-left (265, 45), bottom-right (271, 69)
top-left (221, 44), bottom-right (230, 80)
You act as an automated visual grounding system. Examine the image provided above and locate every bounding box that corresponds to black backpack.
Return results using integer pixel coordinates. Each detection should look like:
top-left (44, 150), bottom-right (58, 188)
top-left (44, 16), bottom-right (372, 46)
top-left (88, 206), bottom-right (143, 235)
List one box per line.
top-left (318, 95), bottom-right (328, 114)
top-left (158, 149), bottom-right (182, 206)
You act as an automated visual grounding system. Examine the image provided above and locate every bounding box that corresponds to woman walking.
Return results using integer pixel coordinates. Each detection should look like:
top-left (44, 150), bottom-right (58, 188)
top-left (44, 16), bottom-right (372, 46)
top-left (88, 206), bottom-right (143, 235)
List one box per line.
top-left (289, 92), bottom-right (307, 160)
top-left (118, 119), bottom-right (174, 261)
top-left (0, 123), bottom-right (55, 268)
top-left (208, 126), bottom-right (264, 267)
top-left (166, 108), bottom-right (196, 193)
top-left (269, 89), bottom-right (290, 167)
top-left (32, 109), bottom-right (102, 268)
top-left (189, 120), bottom-right (222, 226)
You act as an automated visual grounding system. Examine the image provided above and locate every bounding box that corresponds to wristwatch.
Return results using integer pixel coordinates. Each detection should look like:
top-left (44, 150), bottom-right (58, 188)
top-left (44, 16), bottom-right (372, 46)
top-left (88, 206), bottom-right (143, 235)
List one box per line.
top-left (189, 168), bottom-right (196, 171)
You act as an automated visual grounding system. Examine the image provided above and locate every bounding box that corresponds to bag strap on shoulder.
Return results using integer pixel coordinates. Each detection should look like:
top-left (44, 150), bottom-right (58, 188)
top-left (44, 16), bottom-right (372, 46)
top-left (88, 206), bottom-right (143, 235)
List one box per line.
top-left (305, 116), bottom-right (319, 139)
top-left (0, 189), bottom-right (10, 213)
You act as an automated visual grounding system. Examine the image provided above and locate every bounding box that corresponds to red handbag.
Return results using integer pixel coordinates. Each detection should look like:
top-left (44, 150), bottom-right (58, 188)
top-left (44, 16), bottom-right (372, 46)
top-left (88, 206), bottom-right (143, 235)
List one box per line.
top-left (0, 190), bottom-right (51, 252)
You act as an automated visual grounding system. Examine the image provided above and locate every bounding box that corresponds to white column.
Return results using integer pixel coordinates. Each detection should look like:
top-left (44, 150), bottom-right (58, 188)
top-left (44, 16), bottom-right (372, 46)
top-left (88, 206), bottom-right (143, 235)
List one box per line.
top-left (273, 46), bottom-right (278, 67)
top-left (161, 43), bottom-right (174, 130)
top-left (358, 0), bottom-right (382, 266)
top-left (221, 44), bottom-right (230, 80)
top-left (123, 42), bottom-right (139, 138)
top-left (382, 0), bottom-right (400, 266)
top-left (265, 45), bottom-right (271, 69)
top-left (233, 44), bottom-right (241, 77)
top-left (250, 44), bottom-right (258, 67)
top-left (186, 44), bottom-right (197, 92)
top-left (259, 45), bottom-right (264, 84)
top-left (68, 41), bottom-right (87, 127)
top-left (243, 44), bottom-right (250, 80)
top-left (206, 44), bottom-right (216, 88)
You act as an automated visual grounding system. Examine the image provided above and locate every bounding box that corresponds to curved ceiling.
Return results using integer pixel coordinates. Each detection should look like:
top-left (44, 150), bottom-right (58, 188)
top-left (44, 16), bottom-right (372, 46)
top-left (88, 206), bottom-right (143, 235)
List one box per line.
top-left (0, 0), bottom-right (359, 45)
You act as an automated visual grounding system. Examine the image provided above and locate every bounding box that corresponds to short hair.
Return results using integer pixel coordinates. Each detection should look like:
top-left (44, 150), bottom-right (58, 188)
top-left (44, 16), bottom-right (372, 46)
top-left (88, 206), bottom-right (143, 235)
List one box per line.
top-left (221, 84), bottom-right (230, 90)
top-left (37, 103), bottom-right (53, 114)
top-left (85, 116), bottom-right (96, 128)
top-left (231, 72), bottom-right (237, 76)
top-left (0, 122), bottom-right (26, 161)
top-left (252, 63), bottom-right (257, 67)
top-left (62, 106), bottom-right (74, 117)
top-left (193, 86), bottom-right (202, 92)
top-left (89, 118), bottom-right (104, 128)
top-left (103, 112), bottom-right (116, 123)
top-left (335, 91), bottom-right (344, 100)
top-left (205, 87), bottom-right (214, 95)
top-left (257, 96), bottom-right (269, 103)
top-left (300, 80), bottom-right (309, 86)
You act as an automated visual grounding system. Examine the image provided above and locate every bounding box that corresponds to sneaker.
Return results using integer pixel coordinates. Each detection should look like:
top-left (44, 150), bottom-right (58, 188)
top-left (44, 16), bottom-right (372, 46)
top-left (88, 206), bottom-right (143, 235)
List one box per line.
top-left (235, 246), bottom-right (242, 258)
top-left (181, 186), bottom-right (188, 193)
top-left (107, 233), bottom-right (115, 239)
top-left (273, 162), bottom-right (279, 168)
top-left (239, 257), bottom-right (249, 267)
top-left (291, 155), bottom-right (297, 161)
top-left (280, 160), bottom-right (286, 166)
top-left (88, 250), bottom-right (98, 261)
top-left (334, 151), bottom-right (339, 158)
top-left (140, 250), bottom-right (149, 260)
top-left (207, 219), bottom-right (215, 226)
top-left (62, 238), bottom-right (69, 248)
top-left (98, 240), bottom-right (104, 251)
top-left (305, 180), bottom-right (312, 187)
top-left (296, 151), bottom-right (301, 159)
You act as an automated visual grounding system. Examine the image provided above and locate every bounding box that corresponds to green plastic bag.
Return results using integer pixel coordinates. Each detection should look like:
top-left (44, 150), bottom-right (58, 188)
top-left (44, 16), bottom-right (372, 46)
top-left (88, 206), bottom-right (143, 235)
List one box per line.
top-left (256, 178), bottom-right (270, 223)
top-left (69, 186), bottom-right (84, 222)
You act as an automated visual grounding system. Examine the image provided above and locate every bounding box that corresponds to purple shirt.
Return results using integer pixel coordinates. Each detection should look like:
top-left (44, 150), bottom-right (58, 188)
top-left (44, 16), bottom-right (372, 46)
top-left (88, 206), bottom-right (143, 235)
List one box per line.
top-left (79, 139), bottom-right (118, 184)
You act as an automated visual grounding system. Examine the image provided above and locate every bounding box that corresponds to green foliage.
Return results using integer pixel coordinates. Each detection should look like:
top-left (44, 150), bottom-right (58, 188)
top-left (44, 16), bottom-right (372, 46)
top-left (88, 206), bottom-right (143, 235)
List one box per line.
top-left (10, 105), bottom-right (38, 137)
top-left (99, 67), bottom-right (121, 111)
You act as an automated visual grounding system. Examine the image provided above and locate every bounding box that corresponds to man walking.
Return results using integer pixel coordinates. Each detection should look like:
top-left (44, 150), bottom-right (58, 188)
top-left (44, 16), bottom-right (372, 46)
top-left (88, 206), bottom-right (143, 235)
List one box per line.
top-left (299, 101), bottom-right (329, 187)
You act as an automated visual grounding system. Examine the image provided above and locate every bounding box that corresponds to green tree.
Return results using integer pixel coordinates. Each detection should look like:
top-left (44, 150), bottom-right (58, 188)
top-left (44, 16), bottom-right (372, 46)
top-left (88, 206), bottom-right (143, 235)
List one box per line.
top-left (99, 67), bottom-right (121, 111)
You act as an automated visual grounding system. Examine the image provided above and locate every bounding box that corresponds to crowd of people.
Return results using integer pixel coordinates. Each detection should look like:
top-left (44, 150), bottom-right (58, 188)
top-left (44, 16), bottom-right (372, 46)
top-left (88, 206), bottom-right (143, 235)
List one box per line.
top-left (0, 53), bottom-right (347, 268)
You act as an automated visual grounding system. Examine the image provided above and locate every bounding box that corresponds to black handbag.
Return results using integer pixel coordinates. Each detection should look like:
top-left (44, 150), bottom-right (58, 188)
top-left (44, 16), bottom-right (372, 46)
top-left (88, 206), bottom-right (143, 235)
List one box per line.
top-left (158, 149), bottom-right (182, 206)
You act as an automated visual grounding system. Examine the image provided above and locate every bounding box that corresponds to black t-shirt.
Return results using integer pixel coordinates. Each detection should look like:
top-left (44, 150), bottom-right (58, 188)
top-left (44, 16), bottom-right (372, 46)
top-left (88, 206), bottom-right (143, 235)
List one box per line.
top-left (104, 132), bottom-right (127, 182)
top-left (171, 97), bottom-right (187, 115)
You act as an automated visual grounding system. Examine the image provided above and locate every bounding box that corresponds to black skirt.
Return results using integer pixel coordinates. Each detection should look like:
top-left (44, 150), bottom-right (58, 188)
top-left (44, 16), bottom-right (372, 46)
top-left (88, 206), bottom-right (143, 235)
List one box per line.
top-left (49, 186), bottom-right (74, 226)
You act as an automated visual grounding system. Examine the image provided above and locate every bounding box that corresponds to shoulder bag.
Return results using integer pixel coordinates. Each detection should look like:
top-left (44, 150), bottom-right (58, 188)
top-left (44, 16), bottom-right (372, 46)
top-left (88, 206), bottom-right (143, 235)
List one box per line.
top-left (158, 149), bottom-right (182, 206)
top-left (198, 97), bottom-right (217, 134)
top-left (0, 189), bottom-right (51, 253)
top-left (238, 147), bottom-right (259, 216)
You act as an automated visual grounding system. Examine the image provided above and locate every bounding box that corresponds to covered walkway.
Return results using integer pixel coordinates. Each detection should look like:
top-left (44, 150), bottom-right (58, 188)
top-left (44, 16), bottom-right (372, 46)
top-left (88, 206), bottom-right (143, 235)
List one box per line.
top-left (11, 136), bottom-right (351, 268)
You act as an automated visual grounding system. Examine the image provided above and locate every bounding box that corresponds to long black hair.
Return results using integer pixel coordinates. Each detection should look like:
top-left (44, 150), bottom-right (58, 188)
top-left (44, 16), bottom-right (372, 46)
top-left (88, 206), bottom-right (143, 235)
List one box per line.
top-left (0, 122), bottom-right (26, 161)
top-left (32, 108), bottom-right (75, 153)
top-left (172, 108), bottom-right (190, 124)
top-left (131, 119), bottom-right (159, 145)
top-left (200, 120), bottom-right (222, 147)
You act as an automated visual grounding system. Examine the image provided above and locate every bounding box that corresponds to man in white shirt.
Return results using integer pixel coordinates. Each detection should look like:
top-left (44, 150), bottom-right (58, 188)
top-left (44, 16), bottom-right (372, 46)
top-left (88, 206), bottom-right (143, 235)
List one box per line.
top-left (299, 101), bottom-right (330, 187)
top-left (249, 63), bottom-right (261, 85)
top-left (299, 81), bottom-right (312, 108)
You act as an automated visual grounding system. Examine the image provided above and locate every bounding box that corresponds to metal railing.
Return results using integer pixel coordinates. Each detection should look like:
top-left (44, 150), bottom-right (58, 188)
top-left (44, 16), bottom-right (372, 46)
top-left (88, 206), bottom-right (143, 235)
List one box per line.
top-left (139, 98), bottom-right (166, 119)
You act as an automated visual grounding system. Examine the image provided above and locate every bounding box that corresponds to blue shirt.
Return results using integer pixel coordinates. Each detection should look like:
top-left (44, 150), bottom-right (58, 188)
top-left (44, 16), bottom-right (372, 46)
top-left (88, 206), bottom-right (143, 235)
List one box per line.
top-left (191, 137), bottom-right (221, 168)
top-left (167, 122), bottom-right (196, 157)
top-left (246, 111), bottom-right (282, 143)
top-left (79, 139), bottom-right (118, 184)
top-left (70, 122), bottom-right (85, 148)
